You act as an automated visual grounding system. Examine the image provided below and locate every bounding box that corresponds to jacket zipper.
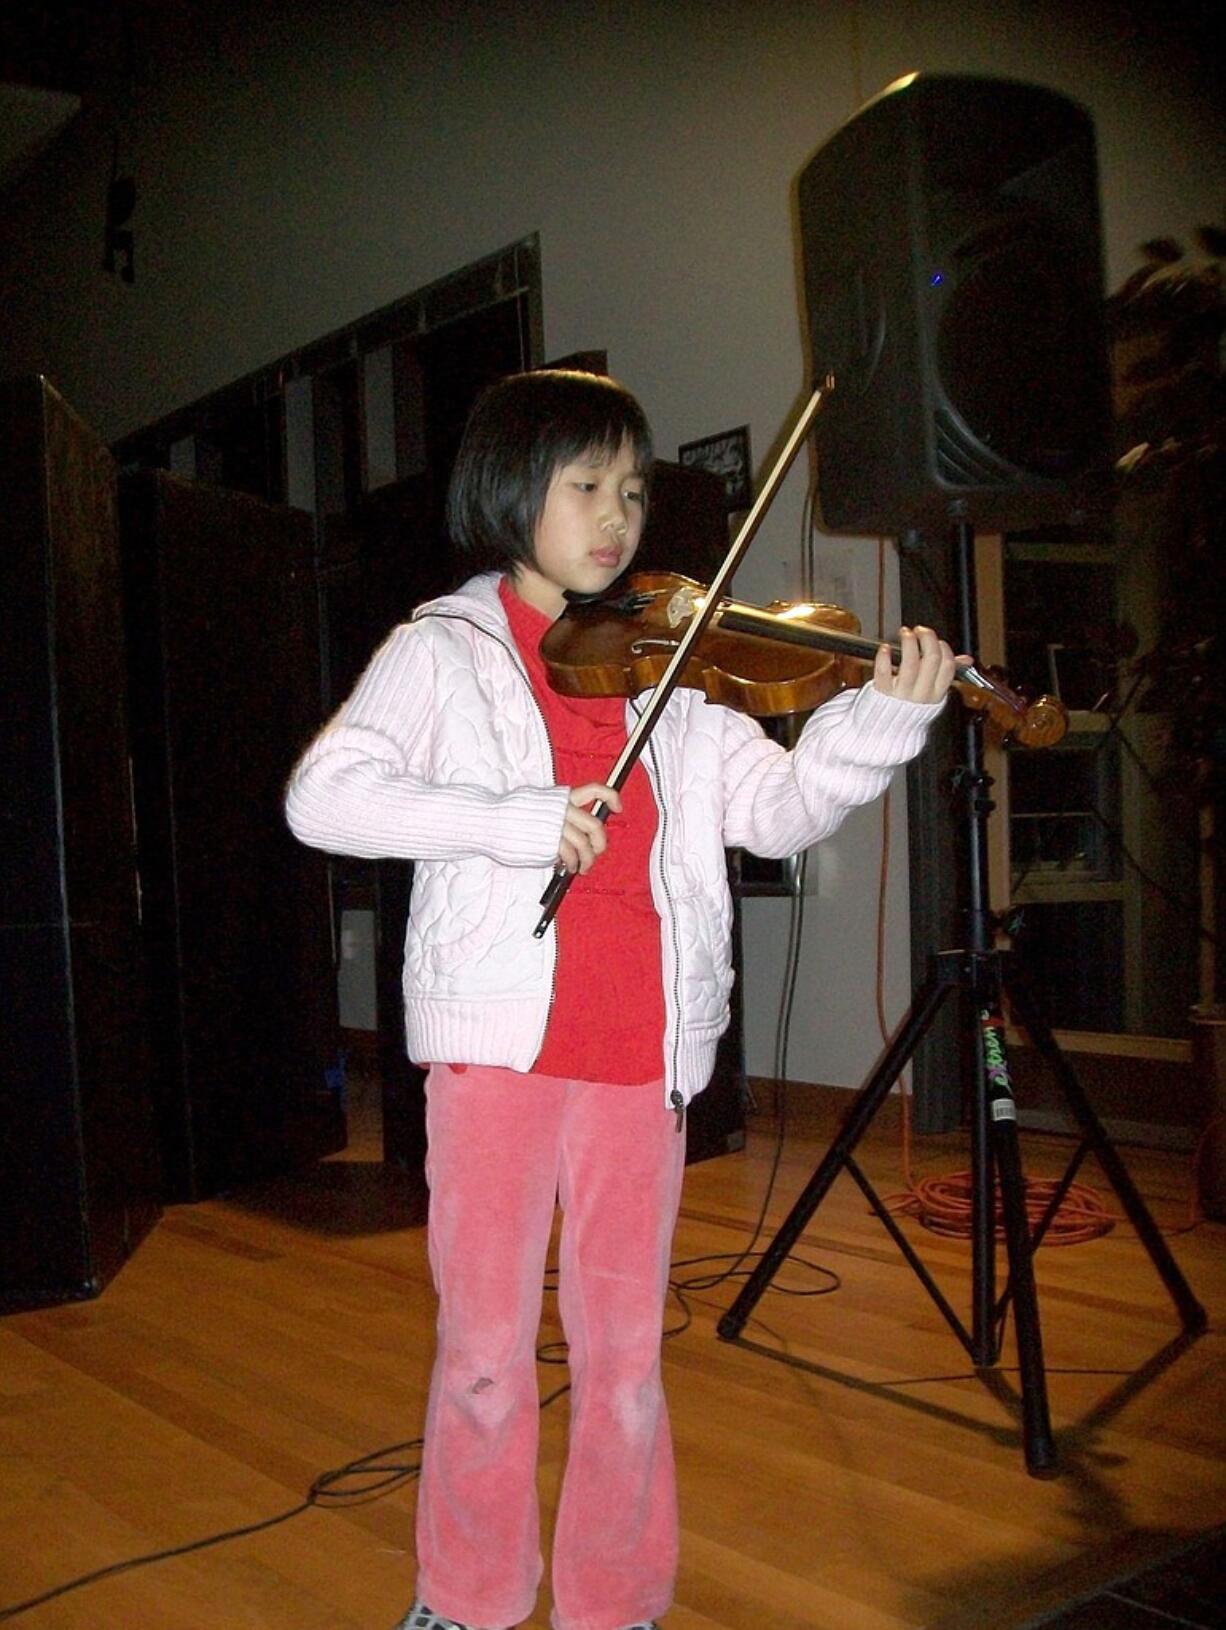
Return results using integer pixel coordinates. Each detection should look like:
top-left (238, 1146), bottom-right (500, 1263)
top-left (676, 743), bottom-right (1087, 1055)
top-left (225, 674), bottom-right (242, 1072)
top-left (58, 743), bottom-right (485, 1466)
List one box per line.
top-left (423, 599), bottom-right (679, 1107)
top-left (640, 708), bottom-right (685, 1132)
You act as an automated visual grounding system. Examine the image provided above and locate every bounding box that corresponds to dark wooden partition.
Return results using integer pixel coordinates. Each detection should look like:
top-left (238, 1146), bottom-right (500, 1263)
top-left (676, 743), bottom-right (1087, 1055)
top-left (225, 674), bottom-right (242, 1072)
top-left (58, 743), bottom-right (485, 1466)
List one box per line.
top-left (119, 471), bottom-right (345, 1200)
top-left (0, 376), bottom-right (161, 1311)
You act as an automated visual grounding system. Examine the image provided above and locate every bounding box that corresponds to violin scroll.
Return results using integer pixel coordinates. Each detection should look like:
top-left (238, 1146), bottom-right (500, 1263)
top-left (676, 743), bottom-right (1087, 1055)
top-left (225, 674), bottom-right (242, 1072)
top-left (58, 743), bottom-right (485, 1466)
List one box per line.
top-left (958, 680), bottom-right (1068, 748)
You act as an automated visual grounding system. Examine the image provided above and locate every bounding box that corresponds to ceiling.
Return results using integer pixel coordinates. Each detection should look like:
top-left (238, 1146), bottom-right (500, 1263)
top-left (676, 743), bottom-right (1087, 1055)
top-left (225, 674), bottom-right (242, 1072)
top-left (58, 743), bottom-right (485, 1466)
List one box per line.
top-left (0, 0), bottom-right (151, 188)
top-left (0, 79), bottom-right (80, 184)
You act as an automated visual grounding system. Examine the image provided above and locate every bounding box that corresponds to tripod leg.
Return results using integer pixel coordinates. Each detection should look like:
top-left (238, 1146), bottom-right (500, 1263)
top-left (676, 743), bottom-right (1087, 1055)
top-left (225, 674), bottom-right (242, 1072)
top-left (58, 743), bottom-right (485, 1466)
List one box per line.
top-left (969, 1003), bottom-right (997, 1366)
top-left (1005, 962), bottom-right (1207, 1334)
top-left (978, 1006), bottom-right (1057, 1475)
top-left (717, 967), bottom-right (954, 1341)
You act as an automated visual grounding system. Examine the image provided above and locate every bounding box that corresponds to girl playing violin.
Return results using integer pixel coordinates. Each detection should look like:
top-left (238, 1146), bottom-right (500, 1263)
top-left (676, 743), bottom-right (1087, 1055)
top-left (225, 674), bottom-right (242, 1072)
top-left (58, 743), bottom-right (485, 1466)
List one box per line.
top-left (284, 369), bottom-right (957, 1630)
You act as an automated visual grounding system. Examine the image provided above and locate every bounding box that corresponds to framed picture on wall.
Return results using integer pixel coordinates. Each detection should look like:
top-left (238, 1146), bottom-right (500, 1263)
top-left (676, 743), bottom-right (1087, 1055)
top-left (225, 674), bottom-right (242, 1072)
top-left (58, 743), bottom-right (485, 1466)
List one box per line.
top-left (677, 424), bottom-right (752, 512)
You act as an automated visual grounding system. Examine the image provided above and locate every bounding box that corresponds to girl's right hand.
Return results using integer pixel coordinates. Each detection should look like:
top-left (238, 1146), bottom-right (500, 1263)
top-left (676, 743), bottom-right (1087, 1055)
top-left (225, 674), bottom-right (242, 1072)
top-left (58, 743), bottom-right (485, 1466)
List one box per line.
top-left (558, 783), bottom-right (622, 874)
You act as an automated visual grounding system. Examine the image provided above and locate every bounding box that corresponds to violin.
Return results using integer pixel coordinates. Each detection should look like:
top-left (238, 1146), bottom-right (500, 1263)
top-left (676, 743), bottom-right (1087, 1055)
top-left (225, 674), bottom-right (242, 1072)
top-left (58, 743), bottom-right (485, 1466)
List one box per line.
top-left (532, 379), bottom-right (1061, 936)
top-left (541, 571), bottom-right (1068, 749)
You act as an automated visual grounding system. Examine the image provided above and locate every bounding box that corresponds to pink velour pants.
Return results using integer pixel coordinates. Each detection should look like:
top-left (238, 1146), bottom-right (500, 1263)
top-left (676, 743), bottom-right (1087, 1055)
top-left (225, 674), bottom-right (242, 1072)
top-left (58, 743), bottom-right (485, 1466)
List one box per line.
top-left (414, 1063), bottom-right (686, 1630)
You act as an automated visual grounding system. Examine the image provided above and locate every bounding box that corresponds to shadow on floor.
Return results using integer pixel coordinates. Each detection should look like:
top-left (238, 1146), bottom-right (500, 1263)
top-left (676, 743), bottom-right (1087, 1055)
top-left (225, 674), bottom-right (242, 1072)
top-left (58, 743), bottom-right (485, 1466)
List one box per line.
top-left (1019, 1523), bottom-right (1226, 1628)
top-left (217, 1156), bottom-right (428, 1237)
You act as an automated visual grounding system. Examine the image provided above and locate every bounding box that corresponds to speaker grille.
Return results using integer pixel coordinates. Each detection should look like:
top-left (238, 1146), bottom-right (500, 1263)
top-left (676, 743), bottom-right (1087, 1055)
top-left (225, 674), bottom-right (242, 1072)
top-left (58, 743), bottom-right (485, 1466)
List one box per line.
top-left (933, 406), bottom-right (1020, 487)
top-left (936, 221), bottom-right (1105, 480)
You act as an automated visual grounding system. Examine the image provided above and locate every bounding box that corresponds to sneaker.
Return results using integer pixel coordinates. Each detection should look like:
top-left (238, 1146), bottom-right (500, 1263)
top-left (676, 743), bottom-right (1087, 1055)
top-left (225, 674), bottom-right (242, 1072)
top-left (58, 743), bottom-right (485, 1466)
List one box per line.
top-left (396, 1605), bottom-right (470, 1630)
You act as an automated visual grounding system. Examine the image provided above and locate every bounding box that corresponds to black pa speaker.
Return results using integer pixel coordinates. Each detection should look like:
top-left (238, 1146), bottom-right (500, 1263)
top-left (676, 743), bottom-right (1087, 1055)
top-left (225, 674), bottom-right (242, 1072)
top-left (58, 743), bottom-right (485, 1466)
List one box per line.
top-left (1, 377), bottom-right (161, 1311)
top-left (798, 73), bottom-right (1113, 537)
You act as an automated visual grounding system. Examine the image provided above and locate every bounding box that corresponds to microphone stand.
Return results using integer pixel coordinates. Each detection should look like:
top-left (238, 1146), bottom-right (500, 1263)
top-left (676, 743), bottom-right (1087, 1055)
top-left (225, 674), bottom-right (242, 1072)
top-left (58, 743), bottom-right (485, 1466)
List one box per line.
top-left (716, 517), bottom-right (1206, 1475)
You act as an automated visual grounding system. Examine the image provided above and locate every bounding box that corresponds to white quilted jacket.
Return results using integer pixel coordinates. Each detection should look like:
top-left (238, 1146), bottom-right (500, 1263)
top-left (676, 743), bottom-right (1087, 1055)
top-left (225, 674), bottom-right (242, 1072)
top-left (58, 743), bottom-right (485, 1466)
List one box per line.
top-left (285, 573), bottom-right (944, 1109)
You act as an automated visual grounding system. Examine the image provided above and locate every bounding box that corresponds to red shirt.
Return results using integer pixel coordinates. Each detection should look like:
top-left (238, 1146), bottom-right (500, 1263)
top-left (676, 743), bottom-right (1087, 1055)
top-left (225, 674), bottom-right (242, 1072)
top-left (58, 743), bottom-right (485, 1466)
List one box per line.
top-left (500, 576), bottom-right (665, 1084)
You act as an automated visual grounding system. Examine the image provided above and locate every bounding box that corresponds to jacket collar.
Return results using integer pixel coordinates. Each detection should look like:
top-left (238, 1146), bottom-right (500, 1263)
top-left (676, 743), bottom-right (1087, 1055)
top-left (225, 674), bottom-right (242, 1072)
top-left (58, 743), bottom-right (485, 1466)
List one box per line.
top-left (411, 571), bottom-right (507, 636)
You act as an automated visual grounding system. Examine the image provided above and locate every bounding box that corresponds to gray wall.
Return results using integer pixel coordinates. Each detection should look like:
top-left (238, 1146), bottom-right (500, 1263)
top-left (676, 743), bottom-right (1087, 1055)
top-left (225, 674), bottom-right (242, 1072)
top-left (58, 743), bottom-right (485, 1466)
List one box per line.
top-left (4, 0), bottom-right (1220, 1086)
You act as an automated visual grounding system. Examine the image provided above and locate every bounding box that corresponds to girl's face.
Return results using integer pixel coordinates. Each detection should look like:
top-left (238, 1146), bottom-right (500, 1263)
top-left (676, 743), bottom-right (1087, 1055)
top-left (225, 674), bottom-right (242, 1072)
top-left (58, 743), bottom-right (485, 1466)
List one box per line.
top-left (511, 437), bottom-right (646, 617)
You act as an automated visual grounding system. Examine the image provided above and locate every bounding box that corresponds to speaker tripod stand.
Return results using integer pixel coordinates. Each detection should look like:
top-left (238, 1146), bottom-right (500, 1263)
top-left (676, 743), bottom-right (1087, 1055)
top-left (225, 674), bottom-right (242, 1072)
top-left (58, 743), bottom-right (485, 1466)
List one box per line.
top-left (716, 519), bottom-right (1207, 1476)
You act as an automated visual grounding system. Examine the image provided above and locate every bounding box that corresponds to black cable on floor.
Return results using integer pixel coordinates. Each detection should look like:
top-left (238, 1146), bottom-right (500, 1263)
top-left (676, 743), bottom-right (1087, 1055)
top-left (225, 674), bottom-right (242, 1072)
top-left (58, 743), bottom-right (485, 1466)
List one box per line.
top-left (0, 1439), bottom-right (424, 1623)
top-left (0, 1235), bottom-right (839, 1623)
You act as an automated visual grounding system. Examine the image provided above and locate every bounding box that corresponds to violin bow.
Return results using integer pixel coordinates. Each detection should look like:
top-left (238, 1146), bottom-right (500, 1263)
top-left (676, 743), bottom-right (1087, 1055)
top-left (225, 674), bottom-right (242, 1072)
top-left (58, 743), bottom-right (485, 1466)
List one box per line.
top-left (533, 378), bottom-right (835, 938)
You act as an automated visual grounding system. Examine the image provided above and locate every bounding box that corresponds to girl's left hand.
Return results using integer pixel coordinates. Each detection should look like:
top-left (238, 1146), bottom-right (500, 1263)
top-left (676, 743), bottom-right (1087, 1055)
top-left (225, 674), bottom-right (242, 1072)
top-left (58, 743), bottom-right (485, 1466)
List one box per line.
top-left (873, 625), bottom-right (960, 704)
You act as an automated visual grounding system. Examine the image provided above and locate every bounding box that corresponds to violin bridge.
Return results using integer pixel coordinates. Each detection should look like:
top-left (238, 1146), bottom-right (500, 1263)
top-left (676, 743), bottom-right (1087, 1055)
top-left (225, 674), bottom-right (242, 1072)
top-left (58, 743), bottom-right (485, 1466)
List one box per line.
top-left (665, 583), bottom-right (702, 628)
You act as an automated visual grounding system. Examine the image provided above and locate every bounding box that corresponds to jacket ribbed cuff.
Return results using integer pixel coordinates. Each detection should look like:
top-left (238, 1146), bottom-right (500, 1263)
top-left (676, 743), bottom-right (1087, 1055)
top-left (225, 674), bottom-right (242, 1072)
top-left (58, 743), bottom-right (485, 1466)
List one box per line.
top-left (817, 683), bottom-right (945, 769)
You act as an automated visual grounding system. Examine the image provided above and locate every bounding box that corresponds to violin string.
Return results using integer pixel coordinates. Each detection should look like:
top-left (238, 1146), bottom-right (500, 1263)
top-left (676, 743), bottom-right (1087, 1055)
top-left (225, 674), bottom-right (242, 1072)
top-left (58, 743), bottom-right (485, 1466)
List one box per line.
top-left (801, 461), bottom-right (816, 602)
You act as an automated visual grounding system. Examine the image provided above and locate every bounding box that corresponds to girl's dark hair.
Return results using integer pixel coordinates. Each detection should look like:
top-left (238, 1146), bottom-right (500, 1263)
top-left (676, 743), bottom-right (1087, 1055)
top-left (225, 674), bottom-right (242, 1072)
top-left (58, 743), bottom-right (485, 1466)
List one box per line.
top-left (445, 369), bottom-right (653, 571)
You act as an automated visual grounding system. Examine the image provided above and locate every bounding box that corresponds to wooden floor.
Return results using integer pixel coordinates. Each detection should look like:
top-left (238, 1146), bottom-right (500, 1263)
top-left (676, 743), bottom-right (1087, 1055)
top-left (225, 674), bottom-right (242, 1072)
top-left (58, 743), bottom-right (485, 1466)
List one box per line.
top-left (2, 1078), bottom-right (1224, 1630)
